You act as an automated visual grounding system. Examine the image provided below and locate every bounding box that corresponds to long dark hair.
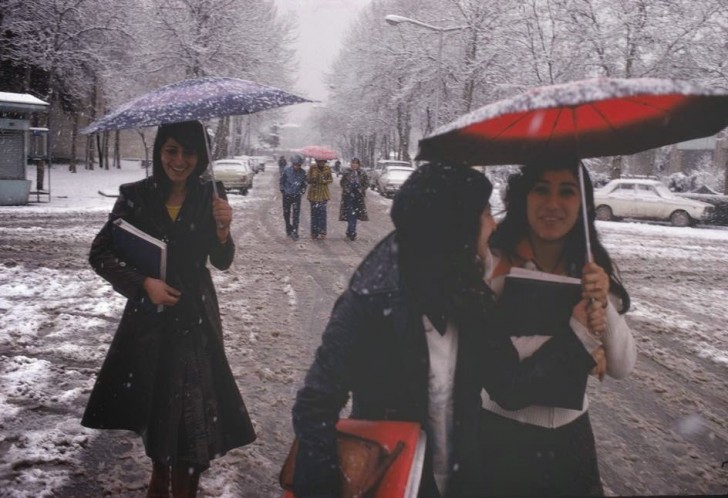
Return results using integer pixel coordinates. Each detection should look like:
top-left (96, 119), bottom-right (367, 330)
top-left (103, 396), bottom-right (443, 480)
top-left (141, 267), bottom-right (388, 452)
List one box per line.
top-left (490, 157), bottom-right (630, 313)
top-left (392, 163), bottom-right (496, 327)
top-left (152, 121), bottom-right (210, 193)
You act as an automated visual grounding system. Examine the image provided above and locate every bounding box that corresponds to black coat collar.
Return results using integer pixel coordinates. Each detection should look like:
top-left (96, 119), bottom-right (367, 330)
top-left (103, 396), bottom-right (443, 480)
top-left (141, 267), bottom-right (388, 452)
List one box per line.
top-left (349, 232), bottom-right (401, 296)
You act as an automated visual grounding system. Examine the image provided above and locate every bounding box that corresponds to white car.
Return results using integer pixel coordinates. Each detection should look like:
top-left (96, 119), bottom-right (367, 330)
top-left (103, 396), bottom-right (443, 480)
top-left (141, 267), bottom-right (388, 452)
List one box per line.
top-left (370, 160), bottom-right (412, 191)
top-left (376, 165), bottom-right (415, 198)
top-left (213, 159), bottom-right (254, 194)
top-left (594, 178), bottom-right (714, 227)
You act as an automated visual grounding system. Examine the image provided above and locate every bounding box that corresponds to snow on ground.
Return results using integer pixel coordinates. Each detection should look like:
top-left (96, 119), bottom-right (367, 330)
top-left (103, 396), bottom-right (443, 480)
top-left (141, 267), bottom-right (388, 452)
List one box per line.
top-left (1, 161), bottom-right (727, 496)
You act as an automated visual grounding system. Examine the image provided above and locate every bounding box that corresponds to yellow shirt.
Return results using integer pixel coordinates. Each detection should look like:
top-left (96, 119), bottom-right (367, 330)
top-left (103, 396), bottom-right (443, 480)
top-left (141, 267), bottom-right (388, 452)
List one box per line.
top-left (166, 204), bottom-right (181, 220)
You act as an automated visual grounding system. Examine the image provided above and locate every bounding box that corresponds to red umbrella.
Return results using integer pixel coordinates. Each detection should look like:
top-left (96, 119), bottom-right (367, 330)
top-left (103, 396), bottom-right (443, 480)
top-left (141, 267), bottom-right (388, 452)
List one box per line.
top-left (416, 77), bottom-right (728, 166)
top-left (300, 145), bottom-right (338, 161)
top-left (416, 77), bottom-right (728, 265)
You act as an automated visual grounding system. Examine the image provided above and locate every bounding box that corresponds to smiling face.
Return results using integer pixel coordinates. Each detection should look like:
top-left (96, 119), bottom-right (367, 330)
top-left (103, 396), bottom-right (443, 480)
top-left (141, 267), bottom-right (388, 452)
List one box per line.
top-left (526, 169), bottom-right (581, 243)
top-left (160, 137), bottom-right (199, 187)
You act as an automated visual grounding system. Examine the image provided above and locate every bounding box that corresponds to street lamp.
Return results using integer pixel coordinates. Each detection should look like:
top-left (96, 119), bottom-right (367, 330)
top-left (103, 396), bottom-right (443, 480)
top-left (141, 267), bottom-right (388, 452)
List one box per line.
top-left (384, 14), bottom-right (469, 128)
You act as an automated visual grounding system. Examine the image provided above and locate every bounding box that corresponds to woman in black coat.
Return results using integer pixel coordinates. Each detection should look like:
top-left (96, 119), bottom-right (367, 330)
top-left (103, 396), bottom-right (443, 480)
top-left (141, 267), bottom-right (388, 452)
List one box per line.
top-left (291, 164), bottom-right (598, 498)
top-left (338, 157), bottom-right (369, 240)
top-left (83, 121), bottom-right (255, 497)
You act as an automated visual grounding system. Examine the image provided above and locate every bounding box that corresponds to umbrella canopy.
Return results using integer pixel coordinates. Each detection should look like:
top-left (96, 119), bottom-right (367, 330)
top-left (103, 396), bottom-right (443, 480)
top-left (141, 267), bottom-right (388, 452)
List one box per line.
top-left (80, 77), bottom-right (313, 134)
top-left (416, 77), bottom-right (728, 165)
top-left (300, 145), bottom-right (338, 161)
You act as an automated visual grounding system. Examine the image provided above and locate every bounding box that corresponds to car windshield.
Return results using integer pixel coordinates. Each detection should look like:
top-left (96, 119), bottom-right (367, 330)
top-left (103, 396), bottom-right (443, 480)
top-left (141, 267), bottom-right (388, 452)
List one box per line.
top-left (215, 161), bottom-right (248, 170)
top-left (384, 169), bottom-right (414, 180)
top-left (378, 161), bottom-right (410, 169)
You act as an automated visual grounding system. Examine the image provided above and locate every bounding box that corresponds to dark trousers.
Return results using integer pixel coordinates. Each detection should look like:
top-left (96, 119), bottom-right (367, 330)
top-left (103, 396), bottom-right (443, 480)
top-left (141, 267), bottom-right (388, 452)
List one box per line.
top-left (343, 194), bottom-right (360, 235)
top-left (310, 200), bottom-right (328, 237)
top-left (282, 194), bottom-right (302, 235)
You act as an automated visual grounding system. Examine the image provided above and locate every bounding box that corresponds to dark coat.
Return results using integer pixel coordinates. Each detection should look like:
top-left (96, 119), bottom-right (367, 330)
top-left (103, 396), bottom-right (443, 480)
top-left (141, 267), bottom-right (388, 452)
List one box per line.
top-left (82, 177), bottom-right (256, 463)
top-left (291, 233), bottom-right (596, 498)
top-left (338, 168), bottom-right (369, 222)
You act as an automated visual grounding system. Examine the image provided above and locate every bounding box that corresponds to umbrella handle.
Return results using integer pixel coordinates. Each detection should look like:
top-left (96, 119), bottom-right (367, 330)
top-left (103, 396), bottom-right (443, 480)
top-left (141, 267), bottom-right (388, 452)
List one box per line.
top-left (203, 126), bottom-right (218, 197)
top-left (578, 163), bottom-right (593, 264)
top-left (202, 123), bottom-right (224, 229)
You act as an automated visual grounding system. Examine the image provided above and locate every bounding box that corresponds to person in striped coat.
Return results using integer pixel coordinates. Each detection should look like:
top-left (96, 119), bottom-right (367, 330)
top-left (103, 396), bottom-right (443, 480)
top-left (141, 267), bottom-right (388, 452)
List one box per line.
top-left (307, 159), bottom-right (333, 239)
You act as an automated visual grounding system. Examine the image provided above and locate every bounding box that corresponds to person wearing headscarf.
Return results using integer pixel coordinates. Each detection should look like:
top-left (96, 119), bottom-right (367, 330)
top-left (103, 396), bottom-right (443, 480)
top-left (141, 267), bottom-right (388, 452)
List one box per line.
top-left (84, 121), bottom-right (256, 497)
top-left (291, 163), bottom-right (599, 498)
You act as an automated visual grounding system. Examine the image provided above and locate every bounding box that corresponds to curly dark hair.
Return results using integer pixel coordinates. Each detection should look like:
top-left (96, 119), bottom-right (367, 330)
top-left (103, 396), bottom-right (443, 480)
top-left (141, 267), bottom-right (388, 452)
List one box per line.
top-left (490, 157), bottom-right (630, 313)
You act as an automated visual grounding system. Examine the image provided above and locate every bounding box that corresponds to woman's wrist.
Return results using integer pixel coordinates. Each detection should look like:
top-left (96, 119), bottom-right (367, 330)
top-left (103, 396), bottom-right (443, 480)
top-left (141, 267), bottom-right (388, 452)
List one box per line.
top-left (216, 227), bottom-right (230, 243)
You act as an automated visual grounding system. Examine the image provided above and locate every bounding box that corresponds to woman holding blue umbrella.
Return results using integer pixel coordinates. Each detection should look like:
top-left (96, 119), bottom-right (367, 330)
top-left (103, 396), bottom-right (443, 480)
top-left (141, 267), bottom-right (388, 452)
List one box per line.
top-left (83, 121), bottom-right (256, 497)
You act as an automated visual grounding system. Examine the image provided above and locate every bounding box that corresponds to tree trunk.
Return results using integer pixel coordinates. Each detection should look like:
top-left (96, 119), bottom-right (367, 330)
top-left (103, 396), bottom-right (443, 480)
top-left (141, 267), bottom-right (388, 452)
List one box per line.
top-left (97, 134), bottom-right (105, 170)
top-left (462, 30), bottom-right (478, 113)
top-left (69, 114), bottom-right (78, 173)
top-left (114, 130), bottom-right (121, 168)
top-left (396, 102), bottom-right (411, 161)
top-left (86, 135), bottom-right (95, 170)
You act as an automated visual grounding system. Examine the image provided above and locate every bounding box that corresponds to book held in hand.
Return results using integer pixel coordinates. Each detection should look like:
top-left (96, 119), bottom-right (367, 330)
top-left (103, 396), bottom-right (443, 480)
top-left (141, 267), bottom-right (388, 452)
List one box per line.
top-left (111, 218), bottom-right (167, 312)
top-left (280, 419), bottom-right (426, 498)
top-left (493, 267), bottom-right (588, 410)
top-left (497, 267), bottom-right (583, 337)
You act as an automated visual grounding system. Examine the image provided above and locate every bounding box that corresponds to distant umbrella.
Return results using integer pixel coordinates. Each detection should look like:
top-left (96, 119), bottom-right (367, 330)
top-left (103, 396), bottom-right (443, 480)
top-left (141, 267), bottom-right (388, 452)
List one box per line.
top-left (80, 77), bottom-right (314, 134)
top-left (300, 145), bottom-right (338, 161)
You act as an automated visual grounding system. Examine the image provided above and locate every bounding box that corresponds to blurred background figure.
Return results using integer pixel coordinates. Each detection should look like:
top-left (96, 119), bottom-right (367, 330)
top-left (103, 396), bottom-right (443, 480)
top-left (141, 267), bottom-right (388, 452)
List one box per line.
top-left (278, 155), bottom-right (288, 176)
top-left (306, 158), bottom-right (333, 239)
top-left (279, 154), bottom-right (308, 240)
top-left (338, 157), bottom-right (369, 241)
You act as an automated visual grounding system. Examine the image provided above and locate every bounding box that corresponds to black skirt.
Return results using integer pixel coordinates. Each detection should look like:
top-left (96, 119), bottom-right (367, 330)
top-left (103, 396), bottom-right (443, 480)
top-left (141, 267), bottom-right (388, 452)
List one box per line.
top-left (143, 320), bottom-right (242, 471)
top-left (478, 409), bottom-right (603, 496)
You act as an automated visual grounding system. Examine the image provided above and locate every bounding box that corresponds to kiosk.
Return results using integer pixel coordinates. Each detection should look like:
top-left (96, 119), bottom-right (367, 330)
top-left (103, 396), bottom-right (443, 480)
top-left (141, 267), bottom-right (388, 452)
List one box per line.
top-left (0, 92), bottom-right (50, 205)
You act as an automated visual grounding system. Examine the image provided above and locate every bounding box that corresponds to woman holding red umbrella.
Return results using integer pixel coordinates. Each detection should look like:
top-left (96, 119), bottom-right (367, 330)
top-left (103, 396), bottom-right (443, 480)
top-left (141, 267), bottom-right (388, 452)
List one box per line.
top-left (479, 157), bottom-right (636, 496)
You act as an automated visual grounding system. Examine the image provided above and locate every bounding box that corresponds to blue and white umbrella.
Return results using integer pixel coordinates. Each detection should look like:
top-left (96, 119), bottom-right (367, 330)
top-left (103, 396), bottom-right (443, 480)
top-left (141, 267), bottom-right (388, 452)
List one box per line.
top-left (80, 76), bottom-right (313, 196)
top-left (80, 76), bottom-right (313, 134)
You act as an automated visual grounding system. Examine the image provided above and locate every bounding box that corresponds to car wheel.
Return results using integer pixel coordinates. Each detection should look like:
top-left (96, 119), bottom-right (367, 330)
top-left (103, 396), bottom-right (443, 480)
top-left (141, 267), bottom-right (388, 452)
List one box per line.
top-left (670, 210), bottom-right (691, 227)
top-left (595, 205), bottom-right (613, 221)
top-left (241, 188), bottom-right (248, 196)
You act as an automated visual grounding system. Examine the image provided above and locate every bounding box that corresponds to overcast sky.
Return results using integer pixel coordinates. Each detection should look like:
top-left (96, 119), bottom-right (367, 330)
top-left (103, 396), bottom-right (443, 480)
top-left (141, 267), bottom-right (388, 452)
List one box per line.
top-left (274, 0), bottom-right (371, 127)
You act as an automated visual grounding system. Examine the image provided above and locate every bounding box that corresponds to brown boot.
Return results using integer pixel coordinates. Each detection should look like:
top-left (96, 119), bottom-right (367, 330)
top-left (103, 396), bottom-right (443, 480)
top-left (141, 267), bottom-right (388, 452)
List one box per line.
top-left (171, 465), bottom-right (201, 498)
top-left (147, 462), bottom-right (170, 497)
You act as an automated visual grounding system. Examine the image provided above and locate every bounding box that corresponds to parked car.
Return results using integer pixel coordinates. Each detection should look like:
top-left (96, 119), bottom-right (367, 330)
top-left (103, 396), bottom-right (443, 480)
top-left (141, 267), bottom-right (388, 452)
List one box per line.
top-left (594, 178), bottom-right (714, 227)
top-left (213, 159), bottom-right (254, 194)
top-left (676, 191), bottom-right (728, 226)
top-left (248, 156), bottom-right (268, 173)
top-left (370, 160), bottom-right (412, 191)
top-left (376, 165), bottom-right (415, 198)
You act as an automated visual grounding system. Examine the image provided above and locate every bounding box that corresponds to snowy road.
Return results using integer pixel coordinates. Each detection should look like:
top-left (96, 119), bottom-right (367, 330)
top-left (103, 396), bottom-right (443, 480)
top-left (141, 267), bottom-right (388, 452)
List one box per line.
top-left (0, 164), bottom-right (727, 496)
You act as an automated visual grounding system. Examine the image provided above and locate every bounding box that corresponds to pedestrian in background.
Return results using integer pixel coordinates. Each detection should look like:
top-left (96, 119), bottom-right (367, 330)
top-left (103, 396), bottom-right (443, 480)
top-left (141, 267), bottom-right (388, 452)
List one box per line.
top-left (278, 155), bottom-right (288, 175)
top-left (307, 158), bottom-right (333, 240)
top-left (84, 121), bottom-right (256, 498)
top-left (279, 154), bottom-right (307, 240)
top-left (338, 157), bottom-right (369, 241)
